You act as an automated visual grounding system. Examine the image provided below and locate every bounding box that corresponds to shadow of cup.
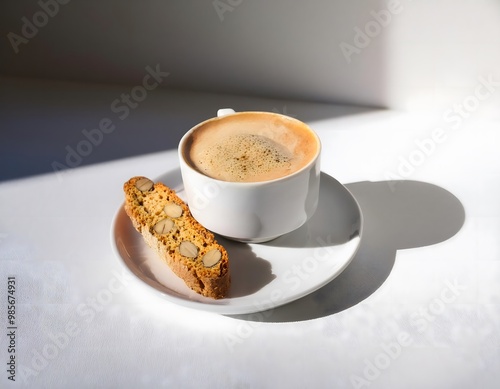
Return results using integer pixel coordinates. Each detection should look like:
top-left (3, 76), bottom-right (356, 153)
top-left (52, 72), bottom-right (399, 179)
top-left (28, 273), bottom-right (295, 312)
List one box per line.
top-left (230, 180), bottom-right (465, 322)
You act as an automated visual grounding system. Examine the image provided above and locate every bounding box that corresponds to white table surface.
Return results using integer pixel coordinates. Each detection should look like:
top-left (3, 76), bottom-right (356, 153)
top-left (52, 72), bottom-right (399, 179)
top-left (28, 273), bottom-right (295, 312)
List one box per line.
top-left (1, 77), bottom-right (499, 388)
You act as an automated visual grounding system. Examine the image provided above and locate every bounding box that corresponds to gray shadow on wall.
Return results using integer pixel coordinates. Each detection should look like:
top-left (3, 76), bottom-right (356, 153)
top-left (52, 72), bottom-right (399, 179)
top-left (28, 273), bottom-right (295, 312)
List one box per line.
top-left (230, 180), bottom-right (466, 322)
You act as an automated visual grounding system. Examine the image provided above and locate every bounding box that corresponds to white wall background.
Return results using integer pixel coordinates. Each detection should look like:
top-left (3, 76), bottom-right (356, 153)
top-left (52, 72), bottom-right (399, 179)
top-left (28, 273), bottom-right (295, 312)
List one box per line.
top-left (1, 0), bottom-right (500, 112)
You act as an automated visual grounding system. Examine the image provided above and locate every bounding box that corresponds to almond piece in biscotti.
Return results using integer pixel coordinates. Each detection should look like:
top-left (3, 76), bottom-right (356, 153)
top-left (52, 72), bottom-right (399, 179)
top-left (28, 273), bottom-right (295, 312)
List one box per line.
top-left (179, 241), bottom-right (198, 258)
top-left (135, 177), bottom-right (154, 192)
top-left (202, 249), bottom-right (222, 268)
top-left (164, 202), bottom-right (183, 218)
top-left (153, 218), bottom-right (174, 234)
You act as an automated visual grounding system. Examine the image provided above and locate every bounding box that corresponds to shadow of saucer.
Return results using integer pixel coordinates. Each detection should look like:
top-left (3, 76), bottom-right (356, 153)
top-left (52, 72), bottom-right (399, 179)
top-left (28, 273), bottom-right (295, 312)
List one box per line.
top-left (230, 180), bottom-right (465, 322)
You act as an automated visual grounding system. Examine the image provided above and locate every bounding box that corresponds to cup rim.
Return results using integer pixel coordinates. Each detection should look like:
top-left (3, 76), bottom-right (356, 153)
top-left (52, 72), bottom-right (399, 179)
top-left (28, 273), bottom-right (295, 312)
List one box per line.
top-left (178, 110), bottom-right (322, 186)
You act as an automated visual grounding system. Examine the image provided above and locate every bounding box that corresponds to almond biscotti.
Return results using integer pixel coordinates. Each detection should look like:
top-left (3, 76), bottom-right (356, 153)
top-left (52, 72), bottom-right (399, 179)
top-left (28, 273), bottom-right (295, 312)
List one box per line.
top-left (123, 176), bottom-right (230, 299)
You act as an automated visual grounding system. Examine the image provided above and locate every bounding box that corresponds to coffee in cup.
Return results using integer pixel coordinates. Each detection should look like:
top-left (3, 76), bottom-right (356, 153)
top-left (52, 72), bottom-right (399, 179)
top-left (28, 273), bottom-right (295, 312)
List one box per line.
top-left (182, 112), bottom-right (319, 183)
top-left (178, 109), bottom-right (321, 243)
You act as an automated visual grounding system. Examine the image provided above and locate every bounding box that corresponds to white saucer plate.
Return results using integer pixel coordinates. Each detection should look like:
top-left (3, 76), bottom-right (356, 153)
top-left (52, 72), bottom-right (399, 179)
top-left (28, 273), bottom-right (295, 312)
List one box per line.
top-left (111, 170), bottom-right (363, 315)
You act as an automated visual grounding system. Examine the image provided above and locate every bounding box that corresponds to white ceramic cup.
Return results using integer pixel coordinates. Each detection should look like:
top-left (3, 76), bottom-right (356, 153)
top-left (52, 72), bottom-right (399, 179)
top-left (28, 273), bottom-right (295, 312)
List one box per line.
top-left (178, 109), bottom-right (321, 243)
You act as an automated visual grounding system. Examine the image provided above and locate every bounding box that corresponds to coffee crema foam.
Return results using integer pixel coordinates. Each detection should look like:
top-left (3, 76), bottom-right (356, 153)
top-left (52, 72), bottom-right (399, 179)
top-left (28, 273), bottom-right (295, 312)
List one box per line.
top-left (185, 113), bottom-right (318, 182)
top-left (197, 133), bottom-right (292, 182)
